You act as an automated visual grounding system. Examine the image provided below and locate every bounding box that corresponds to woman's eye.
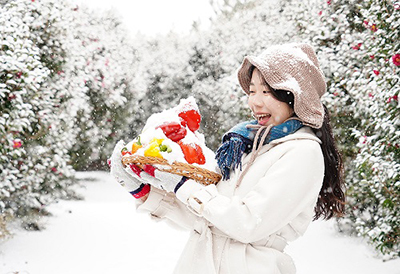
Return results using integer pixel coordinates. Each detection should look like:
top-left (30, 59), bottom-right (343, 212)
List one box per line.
top-left (263, 90), bottom-right (271, 94)
top-left (249, 90), bottom-right (255, 94)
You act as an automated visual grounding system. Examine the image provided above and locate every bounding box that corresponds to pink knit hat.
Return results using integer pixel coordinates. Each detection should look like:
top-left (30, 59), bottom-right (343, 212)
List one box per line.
top-left (237, 43), bottom-right (326, 129)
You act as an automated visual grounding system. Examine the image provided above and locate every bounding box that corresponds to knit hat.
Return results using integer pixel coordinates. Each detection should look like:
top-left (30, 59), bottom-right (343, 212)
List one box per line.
top-left (237, 43), bottom-right (326, 129)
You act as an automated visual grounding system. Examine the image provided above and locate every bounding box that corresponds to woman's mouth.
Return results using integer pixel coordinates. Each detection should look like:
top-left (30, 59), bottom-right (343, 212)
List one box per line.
top-left (255, 113), bottom-right (271, 125)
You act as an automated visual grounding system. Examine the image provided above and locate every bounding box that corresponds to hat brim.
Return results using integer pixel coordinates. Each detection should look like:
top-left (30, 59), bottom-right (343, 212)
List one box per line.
top-left (237, 56), bottom-right (263, 95)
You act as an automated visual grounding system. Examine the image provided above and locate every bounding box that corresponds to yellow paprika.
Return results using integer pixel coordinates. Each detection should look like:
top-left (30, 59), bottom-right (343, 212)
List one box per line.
top-left (144, 140), bottom-right (163, 158)
top-left (152, 138), bottom-right (164, 145)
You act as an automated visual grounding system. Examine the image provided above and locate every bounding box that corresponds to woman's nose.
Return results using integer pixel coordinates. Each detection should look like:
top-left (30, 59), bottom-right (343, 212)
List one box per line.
top-left (252, 93), bottom-right (264, 107)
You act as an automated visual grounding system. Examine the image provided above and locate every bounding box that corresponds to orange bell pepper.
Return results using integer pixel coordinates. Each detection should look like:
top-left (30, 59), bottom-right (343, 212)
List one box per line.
top-left (131, 143), bottom-right (142, 154)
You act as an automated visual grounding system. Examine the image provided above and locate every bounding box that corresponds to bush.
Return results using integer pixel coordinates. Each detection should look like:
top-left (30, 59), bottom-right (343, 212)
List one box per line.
top-left (0, 0), bottom-right (139, 228)
top-left (288, 0), bottom-right (399, 259)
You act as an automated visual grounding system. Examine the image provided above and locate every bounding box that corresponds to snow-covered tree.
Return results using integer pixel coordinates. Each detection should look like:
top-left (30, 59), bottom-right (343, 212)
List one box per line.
top-left (1, 0), bottom-right (75, 229)
top-left (0, 0), bottom-right (139, 231)
top-left (287, 0), bottom-right (399, 258)
top-left (61, 6), bottom-right (138, 170)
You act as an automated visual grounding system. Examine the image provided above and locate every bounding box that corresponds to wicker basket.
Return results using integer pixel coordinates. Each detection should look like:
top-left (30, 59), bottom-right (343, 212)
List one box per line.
top-left (122, 155), bottom-right (222, 186)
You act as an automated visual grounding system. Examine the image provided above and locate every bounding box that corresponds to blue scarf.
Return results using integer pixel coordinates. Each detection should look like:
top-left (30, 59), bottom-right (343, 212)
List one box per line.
top-left (215, 120), bottom-right (303, 180)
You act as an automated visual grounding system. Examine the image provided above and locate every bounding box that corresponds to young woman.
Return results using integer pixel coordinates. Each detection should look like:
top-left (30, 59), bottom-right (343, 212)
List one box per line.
top-left (110, 43), bottom-right (345, 273)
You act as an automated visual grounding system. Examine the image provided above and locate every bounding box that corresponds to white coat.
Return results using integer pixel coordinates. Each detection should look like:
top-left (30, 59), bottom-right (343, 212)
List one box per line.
top-left (137, 127), bottom-right (324, 274)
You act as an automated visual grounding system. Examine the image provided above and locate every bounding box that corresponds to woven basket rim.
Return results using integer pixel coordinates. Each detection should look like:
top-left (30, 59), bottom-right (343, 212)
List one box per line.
top-left (122, 155), bottom-right (221, 186)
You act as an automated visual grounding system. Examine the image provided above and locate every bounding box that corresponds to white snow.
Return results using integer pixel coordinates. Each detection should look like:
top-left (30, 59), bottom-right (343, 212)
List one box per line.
top-left (123, 97), bottom-right (218, 171)
top-left (1, 171), bottom-right (399, 274)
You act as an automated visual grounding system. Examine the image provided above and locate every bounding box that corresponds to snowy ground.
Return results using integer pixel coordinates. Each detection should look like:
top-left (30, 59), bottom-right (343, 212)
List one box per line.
top-left (1, 171), bottom-right (399, 274)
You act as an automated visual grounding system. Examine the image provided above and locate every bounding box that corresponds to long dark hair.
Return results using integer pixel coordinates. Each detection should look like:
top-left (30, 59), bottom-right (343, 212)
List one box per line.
top-left (311, 104), bottom-right (346, 220)
top-left (270, 87), bottom-right (346, 220)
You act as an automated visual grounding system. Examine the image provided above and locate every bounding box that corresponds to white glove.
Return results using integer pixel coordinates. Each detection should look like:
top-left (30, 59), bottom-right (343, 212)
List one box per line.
top-left (129, 163), bottom-right (188, 193)
top-left (109, 140), bottom-right (149, 198)
top-left (110, 141), bottom-right (196, 195)
top-left (151, 169), bottom-right (188, 193)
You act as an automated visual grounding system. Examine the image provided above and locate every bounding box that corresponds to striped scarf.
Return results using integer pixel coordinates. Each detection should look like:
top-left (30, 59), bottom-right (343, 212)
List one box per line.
top-left (215, 119), bottom-right (303, 180)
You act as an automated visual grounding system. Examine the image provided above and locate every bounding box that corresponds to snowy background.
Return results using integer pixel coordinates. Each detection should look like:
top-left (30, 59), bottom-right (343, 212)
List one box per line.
top-left (74, 0), bottom-right (215, 37)
top-left (1, 172), bottom-right (400, 274)
top-left (1, 0), bottom-right (399, 272)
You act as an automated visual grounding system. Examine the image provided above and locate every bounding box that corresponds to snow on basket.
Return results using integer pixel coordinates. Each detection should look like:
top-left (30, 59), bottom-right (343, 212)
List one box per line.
top-left (120, 97), bottom-right (222, 186)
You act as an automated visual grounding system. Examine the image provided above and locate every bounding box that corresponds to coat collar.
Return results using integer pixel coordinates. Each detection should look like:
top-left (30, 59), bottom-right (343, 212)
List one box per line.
top-left (242, 127), bottom-right (321, 165)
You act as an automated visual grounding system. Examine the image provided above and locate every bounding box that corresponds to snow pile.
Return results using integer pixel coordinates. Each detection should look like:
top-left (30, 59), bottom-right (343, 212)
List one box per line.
top-left (121, 97), bottom-right (218, 172)
top-left (1, 172), bottom-right (399, 274)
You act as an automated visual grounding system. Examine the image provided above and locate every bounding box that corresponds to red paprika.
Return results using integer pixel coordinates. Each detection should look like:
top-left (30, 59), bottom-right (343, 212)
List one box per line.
top-left (121, 147), bottom-right (132, 156)
top-left (178, 109), bottom-right (201, 132)
top-left (178, 141), bottom-right (205, 165)
top-left (157, 122), bottom-right (187, 142)
top-left (158, 122), bottom-right (181, 135)
top-left (168, 127), bottom-right (187, 142)
top-left (180, 118), bottom-right (187, 128)
top-left (194, 144), bottom-right (205, 164)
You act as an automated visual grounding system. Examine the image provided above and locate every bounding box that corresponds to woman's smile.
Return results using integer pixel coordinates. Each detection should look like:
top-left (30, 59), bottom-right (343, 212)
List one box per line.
top-left (254, 113), bottom-right (271, 126)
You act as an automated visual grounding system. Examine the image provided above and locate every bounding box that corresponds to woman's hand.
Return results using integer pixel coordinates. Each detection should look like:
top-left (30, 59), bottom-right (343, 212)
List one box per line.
top-left (109, 140), bottom-right (150, 199)
top-left (129, 163), bottom-right (188, 193)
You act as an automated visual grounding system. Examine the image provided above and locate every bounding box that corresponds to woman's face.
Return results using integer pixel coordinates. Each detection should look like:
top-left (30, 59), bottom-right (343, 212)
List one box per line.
top-left (247, 68), bottom-right (294, 127)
